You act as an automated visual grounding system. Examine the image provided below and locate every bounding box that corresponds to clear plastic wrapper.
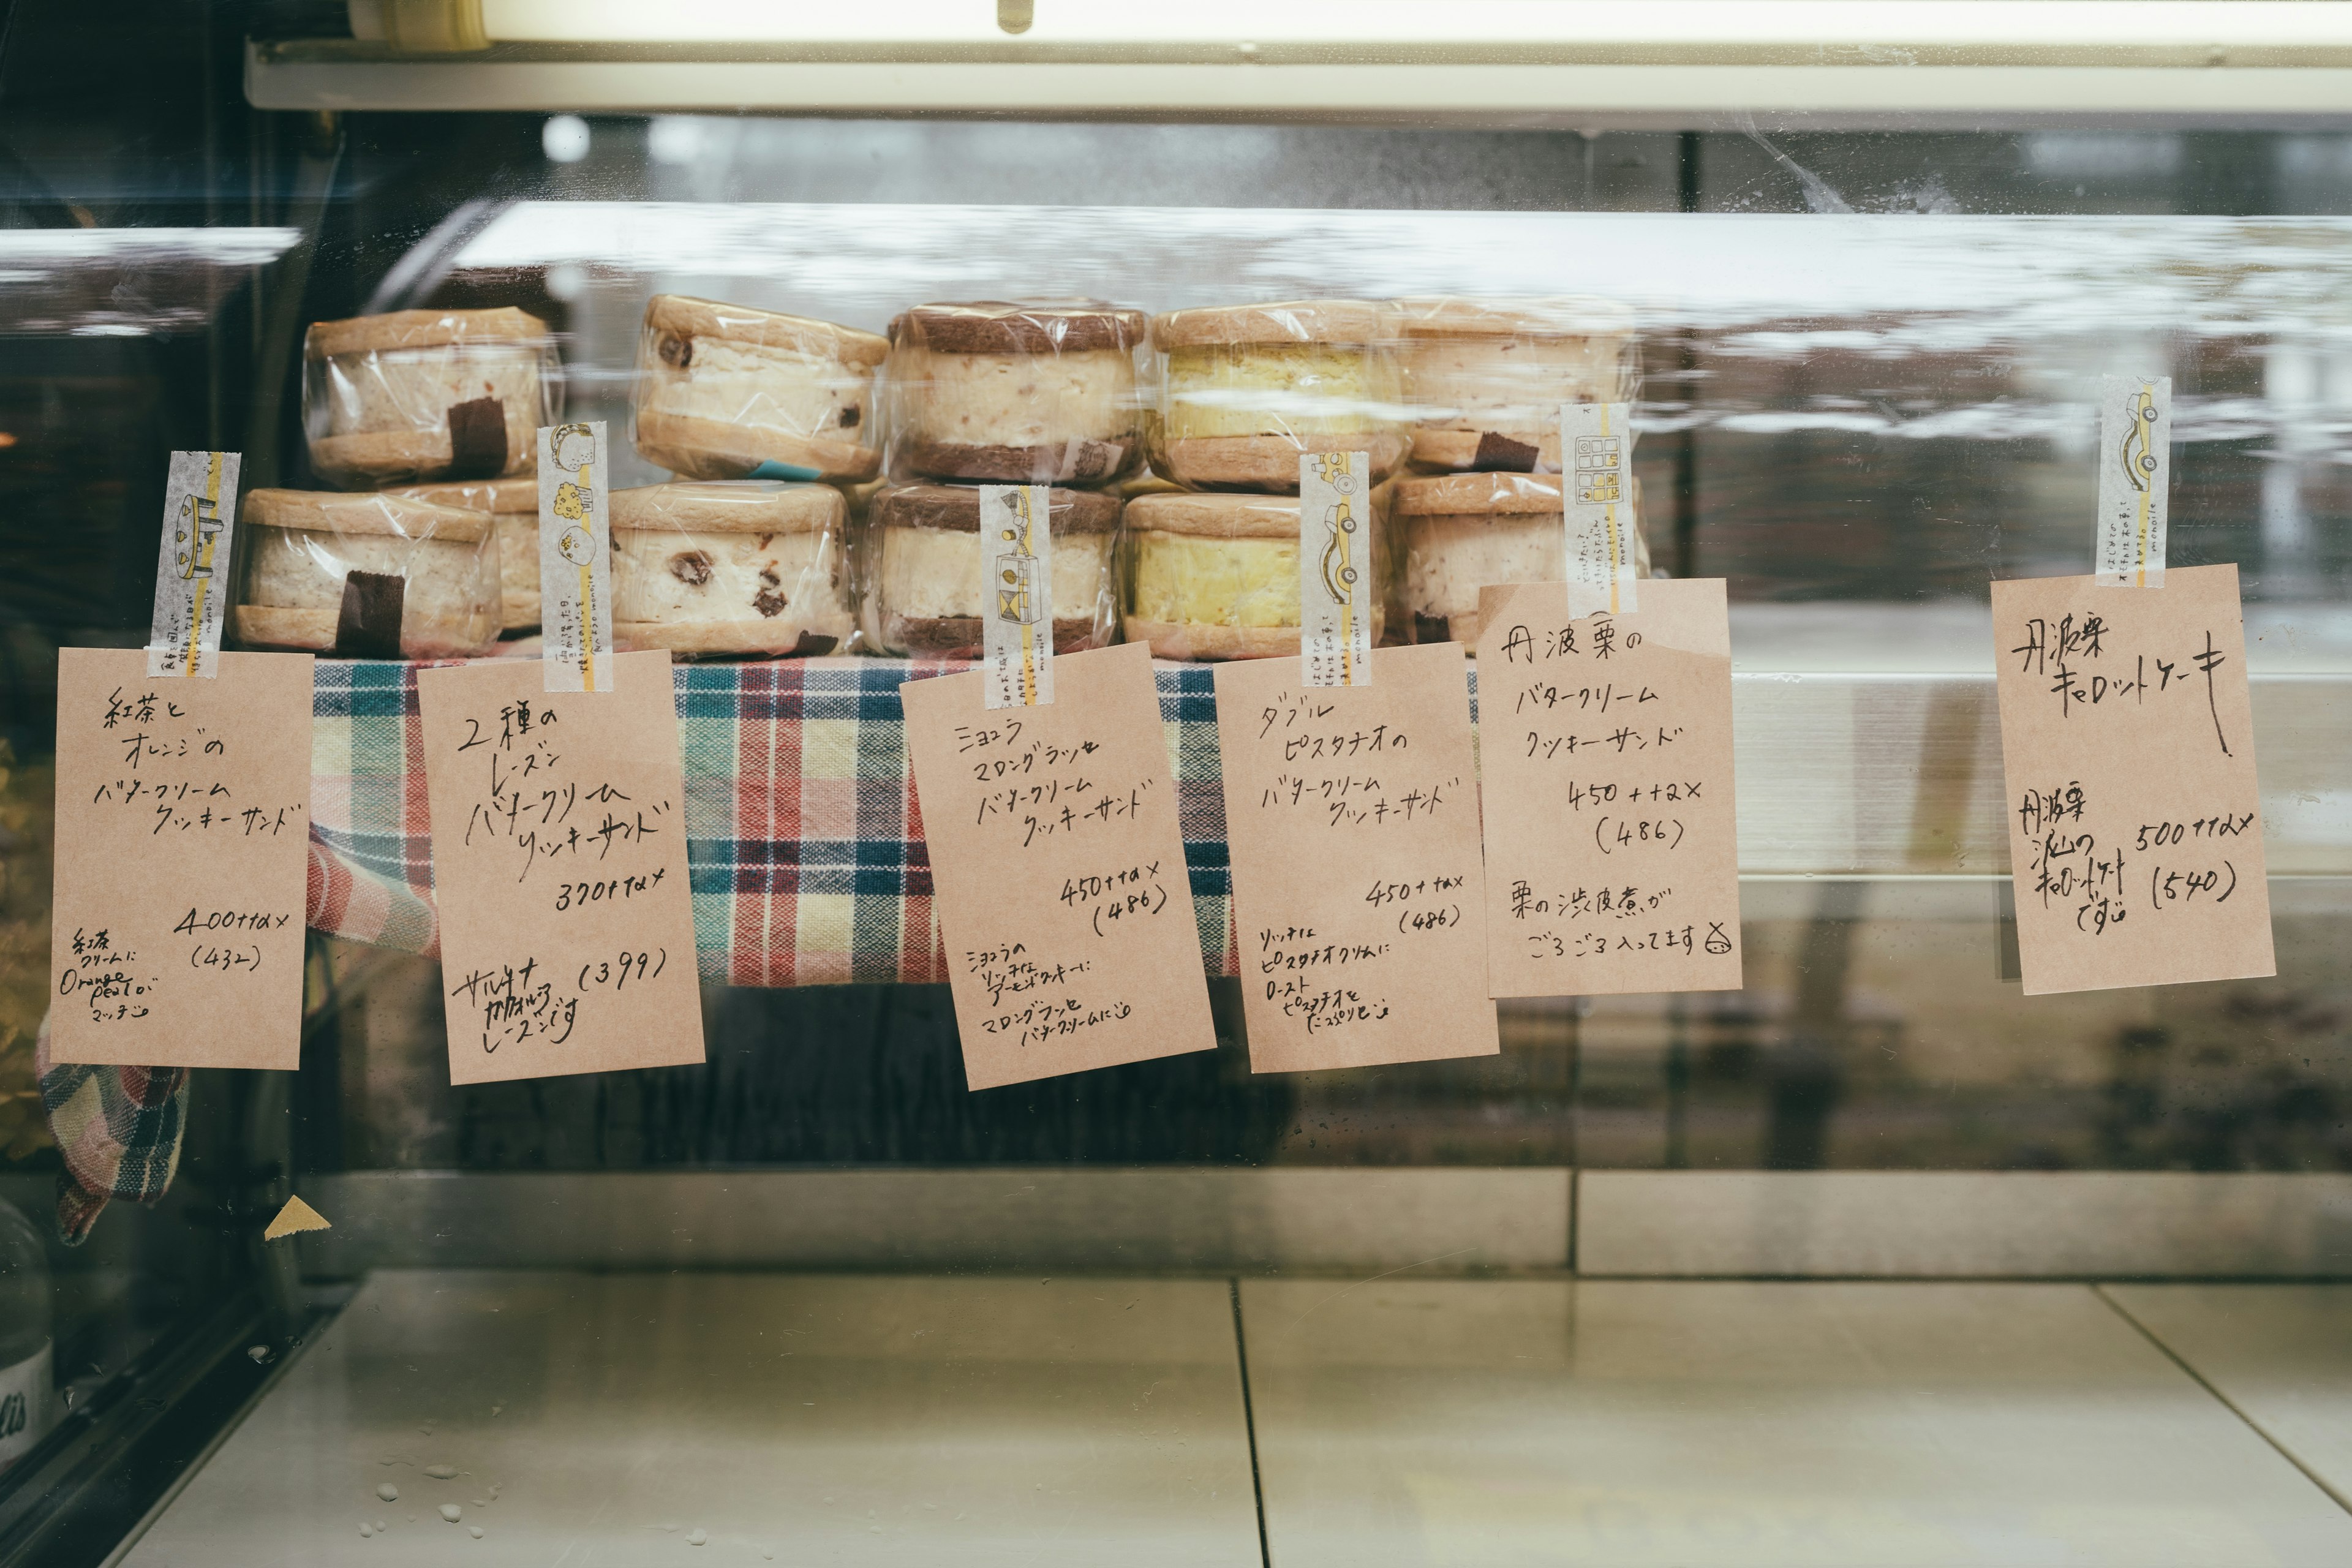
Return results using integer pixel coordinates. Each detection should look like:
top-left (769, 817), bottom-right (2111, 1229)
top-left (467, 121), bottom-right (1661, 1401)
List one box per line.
top-left (1145, 300), bottom-right (1408, 493)
top-left (611, 481), bottom-right (854, 659)
top-left (883, 301), bottom-right (1147, 487)
top-left (390, 475), bottom-right (539, 632)
top-left (303, 307), bottom-right (556, 488)
top-left (631, 295), bottom-right (888, 484)
top-left (1121, 491), bottom-right (1389, 662)
top-left (1396, 296), bottom-right (1639, 473)
top-left (233, 488), bottom-right (500, 659)
top-left (1390, 470), bottom-right (1651, 650)
top-left (858, 482), bottom-right (1120, 657)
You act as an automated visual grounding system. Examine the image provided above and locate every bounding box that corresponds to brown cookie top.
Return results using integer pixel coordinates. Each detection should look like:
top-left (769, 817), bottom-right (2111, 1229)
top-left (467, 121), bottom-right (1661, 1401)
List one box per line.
top-left (871, 482), bottom-right (1122, 535)
top-left (609, 481), bottom-right (845, 536)
top-left (245, 488), bottom-right (491, 543)
top-left (390, 475), bottom-right (538, 514)
top-left (1125, 491), bottom-right (1300, 540)
top-left (1150, 300), bottom-right (1396, 350)
top-left (1391, 472), bottom-right (1566, 516)
top-left (643, 295), bottom-right (889, 368)
top-left (306, 307), bottom-right (550, 360)
top-left (890, 301), bottom-right (1147, 356)
top-left (1393, 295), bottom-right (1636, 341)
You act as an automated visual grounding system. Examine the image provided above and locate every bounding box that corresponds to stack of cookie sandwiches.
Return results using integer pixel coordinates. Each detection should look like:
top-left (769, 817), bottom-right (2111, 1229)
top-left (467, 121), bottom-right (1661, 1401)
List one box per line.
top-left (239, 307), bottom-right (555, 657)
top-left (1122, 300), bottom-right (1404, 659)
top-left (1389, 296), bottom-right (1649, 650)
top-left (860, 300), bottom-right (1140, 655)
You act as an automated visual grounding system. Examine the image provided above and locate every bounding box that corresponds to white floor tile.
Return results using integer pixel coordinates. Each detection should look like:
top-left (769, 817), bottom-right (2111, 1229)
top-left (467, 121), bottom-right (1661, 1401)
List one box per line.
top-left (2108, 1284), bottom-right (2352, 1511)
top-left (121, 1271), bottom-right (1261, 1568)
top-left (1240, 1278), bottom-right (2352, 1567)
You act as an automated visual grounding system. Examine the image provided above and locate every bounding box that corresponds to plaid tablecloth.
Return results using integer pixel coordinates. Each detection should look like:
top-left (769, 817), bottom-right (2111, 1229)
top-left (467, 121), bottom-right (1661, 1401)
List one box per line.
top-left (309, 657), bottom-right (1246, 984)
top-left (48, 652), bottom-right (1482, 1237)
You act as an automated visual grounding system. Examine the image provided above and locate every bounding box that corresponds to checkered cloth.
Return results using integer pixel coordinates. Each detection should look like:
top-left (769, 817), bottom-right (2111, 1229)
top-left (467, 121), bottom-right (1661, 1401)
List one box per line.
top-left (43, 653), bottom-right (1482, 1235)
top-left (308, 657), bottom-right (1244, 984)
top-left (34, 1019), bottom-right (189, 1245)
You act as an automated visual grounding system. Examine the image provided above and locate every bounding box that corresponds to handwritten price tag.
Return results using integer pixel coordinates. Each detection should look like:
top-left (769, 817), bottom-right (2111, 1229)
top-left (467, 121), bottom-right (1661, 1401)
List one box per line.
top-left (1476, 579), bottom-right (1743, 998)
top-left (1991, 564), bottom-right (2274, 995)
top-left (49, 649), bottom-right (312, 1068)
top-left (902, 643), bottom-right (1215, 1090)
top-left (418, 650), bottom-right (702, 1082)
top-left (1214, 642), bottom-right (1496, 1072)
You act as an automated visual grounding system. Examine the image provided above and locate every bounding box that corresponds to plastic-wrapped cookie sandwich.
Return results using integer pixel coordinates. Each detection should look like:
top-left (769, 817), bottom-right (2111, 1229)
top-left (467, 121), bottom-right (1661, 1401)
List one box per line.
top-left (1392, 470), bottom-right (1650, 650)
top-left (1123, 491), bottom-right (1386, 661)
top-left (1147, 300), bottom-right (1407, 492)
top-left (860, 483), bottom-right (1120, 657)
top-left (391, 475), bottom-right (538, 633)
top-left (886, 301), bottom-right (1146, 487)
top-left (612, 481), bottom-right (853, 659)
top-left (304, 307), bottom-right (554, 487)
top-left (633, 296), bottom-right (888, 483)
top-left (234, 489), bottom-right (500, 659)
top-left (1397, 296), bottom-right (1637, 473)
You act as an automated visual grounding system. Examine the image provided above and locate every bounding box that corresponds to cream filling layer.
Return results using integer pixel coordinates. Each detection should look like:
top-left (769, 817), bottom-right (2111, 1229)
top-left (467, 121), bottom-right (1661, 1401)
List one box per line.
top-left (318, 345), bottom-right (542, 438)
top-left (1404, 336), bottom-right (1627, 428)
top-left (877, 526), bottom-right (1113, 622)
top-left (1161, 345), bottom-right (1395, 441)
top-left (1130, 532), bottom-right (1300, 629)
top-left (613, 527), bottom-right (850, 636)
top-left (899, 348), bottom-right (1136, 448)
top-left (641, 337), bottom-right (872, 442)
top-left (1403, 512), bottom-right (1649, 619)
top-left (244, 528), bottom-right (500, 627)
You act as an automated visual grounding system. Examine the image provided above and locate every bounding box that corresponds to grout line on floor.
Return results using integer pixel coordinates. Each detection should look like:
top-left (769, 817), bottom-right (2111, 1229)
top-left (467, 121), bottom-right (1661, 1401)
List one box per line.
top-left (2094, 1283), bottom-right (2352, 1519)
top-left (1229, 1279), bottom-right (1273, 1568)
top-left (1566, 1166), bottom-right (1578, 1273)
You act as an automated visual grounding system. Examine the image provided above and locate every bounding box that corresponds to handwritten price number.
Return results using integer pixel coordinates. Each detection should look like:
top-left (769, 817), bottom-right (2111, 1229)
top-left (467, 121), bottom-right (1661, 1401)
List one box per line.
top-left (579, 949), bottom-right (666, 991)
top-left (1596, 815), bottom-right (1686, 854)
top-left (553, 867), bottom-right (668, 911)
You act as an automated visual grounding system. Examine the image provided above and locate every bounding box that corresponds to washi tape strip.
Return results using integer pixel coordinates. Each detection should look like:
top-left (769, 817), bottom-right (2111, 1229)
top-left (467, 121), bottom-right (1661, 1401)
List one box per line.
top-left (540, 421), bottom-right (616, 693)
top-left (145, 450), bottom-right (240, 679)
top-left (982, 483), bottom-right (1055, 709)
top-left (1562, 402), bottom-right (1640, 619)
top-left (1300, 451), bottom-right (1373, 687)
top-left (2095, 374), bottom-right (2171, 589)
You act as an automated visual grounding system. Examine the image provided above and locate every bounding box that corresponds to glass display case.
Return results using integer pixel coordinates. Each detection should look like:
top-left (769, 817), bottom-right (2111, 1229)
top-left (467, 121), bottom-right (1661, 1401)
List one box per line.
top-left (2, 3), bottom-right (2350, 1563)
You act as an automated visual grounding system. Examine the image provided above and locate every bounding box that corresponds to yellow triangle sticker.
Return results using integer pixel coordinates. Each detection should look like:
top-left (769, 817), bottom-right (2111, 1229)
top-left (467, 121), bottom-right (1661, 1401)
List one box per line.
top-left (263, 1195), bottom-right (332, 1241)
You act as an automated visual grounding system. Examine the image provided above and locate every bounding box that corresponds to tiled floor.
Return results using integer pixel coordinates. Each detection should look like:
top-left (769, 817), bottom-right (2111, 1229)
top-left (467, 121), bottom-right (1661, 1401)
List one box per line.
top-left (1239, 1280), bottom-right (2352, 1567)
top-left (120, 1274), bottom-right (2352, 1567)
top-left (119, 1272), bottom-right (1262, 1568)
top-left (2106, 1284), bottom-right (2352, 1513)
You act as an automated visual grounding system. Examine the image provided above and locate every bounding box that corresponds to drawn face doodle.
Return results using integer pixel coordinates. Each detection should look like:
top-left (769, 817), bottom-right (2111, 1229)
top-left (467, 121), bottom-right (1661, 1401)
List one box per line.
top-left (557, 524), bottom-right (597, 567)
top-left (549, 423), bottom-right (597, 473)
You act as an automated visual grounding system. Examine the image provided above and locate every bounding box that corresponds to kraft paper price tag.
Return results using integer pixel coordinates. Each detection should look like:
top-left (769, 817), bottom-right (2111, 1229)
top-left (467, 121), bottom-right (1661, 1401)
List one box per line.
top-left (1299, 451), bottom-right (1374, 687)
top-left (1215, 642), bottom-right (1497, 1072)
top-left (981, 483), bottom-right (1055, 709)
top-left (419, 650), bottom-right (703, 1083)
top-left (539, 421), bottom-right (615, 693)
top-left (902, 642), bottom-right (1215, 1090)
top-left (145, 451), bottom-right (239, 679)
top-left (2095, 375), bottom-right (2170, 588)
top-left (49, 648), bottom-right (312, 1068)
top-left (1561, 402), bottom-right (1640, 618)
top-left (1991, 564), bottom-right (2274, 995)
top-left (1477, 579), bottom-right (1743, 998)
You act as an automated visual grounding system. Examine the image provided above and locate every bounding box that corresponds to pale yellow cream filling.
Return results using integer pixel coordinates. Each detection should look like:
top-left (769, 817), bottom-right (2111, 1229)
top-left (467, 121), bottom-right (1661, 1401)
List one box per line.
top-left (1131, 532), bottom-right (1298, 628)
